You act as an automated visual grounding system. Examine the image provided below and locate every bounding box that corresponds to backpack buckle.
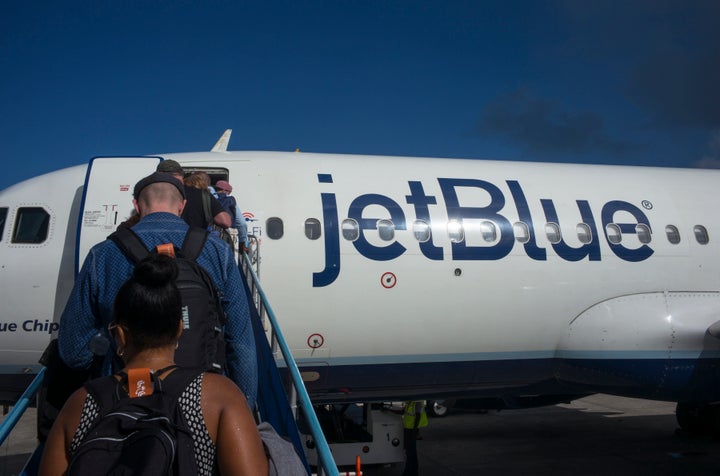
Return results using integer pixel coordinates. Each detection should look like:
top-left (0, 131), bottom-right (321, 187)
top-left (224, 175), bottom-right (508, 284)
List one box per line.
top-left (156, 243), bottom-right (175, 258)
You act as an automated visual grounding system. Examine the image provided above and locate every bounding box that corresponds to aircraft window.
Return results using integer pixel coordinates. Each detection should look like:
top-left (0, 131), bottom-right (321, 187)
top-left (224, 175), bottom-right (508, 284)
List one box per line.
top-left (342, 219), bottom-right (360, 241)
top-left (606, 223), bottom-right (622, 244)
top-left (545, 223), bottom-right (561, 244)
top-left (12, 207), bottom-right (50, 244)
top-left (576, 223), bottom-right (592, 244)
top-left (636, 224), bottom-right (652, 244)
top-left (665, 225), bottom-right (681, 244)
top-left (694, 225), bottom-right (709, 245)
top-left (377, 219), bottom-right (395, 241)
top-left (305, 218), bottom-right (322, 240)
top-left (412, 220), bottom-right (431, 243)
top-left (513, 221), bottom-right (530, 244)
top-left (447, 220), bottom-right (464, 243)
top-left (0, 208), bottom-right (6, 241)
top-left (480, 221), bottom-right (497, 242)
top-left (266, 217), bottom-right (284, 240)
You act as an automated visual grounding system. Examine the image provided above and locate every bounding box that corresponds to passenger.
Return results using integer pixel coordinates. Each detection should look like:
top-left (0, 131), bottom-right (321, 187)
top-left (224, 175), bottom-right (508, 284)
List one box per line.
top-left (215, 179), bottom-right (248, 252)
top-left (156, 160), bottom-right (231, 230)
top-left (40, 254), bottom-right (268, 476)
top-left (57, 172), bottom-right (257, 409)
top-left (184, 170), bottom-right (212, 190)
top-left (185, 171), bottom-right (235, 248)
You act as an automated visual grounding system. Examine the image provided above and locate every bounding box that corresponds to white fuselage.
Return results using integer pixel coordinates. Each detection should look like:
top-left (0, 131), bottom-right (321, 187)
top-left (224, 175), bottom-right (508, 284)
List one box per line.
top-left (1, 151), bottom-right (718, 404)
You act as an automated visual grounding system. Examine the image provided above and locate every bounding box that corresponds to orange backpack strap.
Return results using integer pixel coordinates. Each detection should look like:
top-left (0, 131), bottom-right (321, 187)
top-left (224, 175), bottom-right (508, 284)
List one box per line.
top-left (155, 243), bottom-right (175, 258)
top-left (127, 368), bottom-right (153, 397)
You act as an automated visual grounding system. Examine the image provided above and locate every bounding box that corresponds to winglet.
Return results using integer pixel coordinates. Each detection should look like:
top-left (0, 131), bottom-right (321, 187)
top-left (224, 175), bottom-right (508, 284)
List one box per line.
top-left (211, 129), bottom-right (232, 152)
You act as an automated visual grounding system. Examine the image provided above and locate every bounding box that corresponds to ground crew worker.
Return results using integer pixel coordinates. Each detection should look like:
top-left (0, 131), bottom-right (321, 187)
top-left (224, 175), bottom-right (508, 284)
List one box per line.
top-left (402, 400), bottom-right (428, 476)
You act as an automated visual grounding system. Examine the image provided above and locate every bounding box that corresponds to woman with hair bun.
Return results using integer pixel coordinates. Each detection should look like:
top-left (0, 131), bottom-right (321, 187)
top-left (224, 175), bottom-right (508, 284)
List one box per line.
top-left (40, 254), bottom-right (268, 476)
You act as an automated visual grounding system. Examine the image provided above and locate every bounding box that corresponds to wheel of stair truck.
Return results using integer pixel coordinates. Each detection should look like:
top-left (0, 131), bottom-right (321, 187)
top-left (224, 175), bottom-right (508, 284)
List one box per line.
top-left (427, 399), bottom-right (454, 418)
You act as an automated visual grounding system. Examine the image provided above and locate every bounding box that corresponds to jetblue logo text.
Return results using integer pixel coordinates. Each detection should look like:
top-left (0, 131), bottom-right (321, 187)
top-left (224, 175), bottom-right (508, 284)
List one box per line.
top-left (313, 175), bottom-right (653, 287)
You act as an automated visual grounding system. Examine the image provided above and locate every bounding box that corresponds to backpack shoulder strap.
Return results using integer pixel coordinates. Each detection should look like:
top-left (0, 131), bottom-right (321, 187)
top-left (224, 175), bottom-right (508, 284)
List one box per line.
top-left (201, 190), bottom-right (213, 227)
top-left (108, 227), bottom-right (150, 264)
top-left (180, 227), bottom-right (209, 261)
top-left (156, 368), bottom-right (204, 400)
top-left (84, 375), bottom-right (125, 415)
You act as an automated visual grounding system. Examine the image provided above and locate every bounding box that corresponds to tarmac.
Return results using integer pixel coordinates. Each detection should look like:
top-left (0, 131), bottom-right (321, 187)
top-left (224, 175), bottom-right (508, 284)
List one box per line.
top-left (0, 407), bottom-right (37, 476)
top-left (362, 394), bottom-right (720, 476)
top-left (1, 394), bottom-right (719, 476)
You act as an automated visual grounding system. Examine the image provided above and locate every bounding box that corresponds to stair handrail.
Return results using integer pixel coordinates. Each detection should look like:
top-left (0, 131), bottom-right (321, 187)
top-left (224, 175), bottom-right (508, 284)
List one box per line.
top-left (241, 250), bottom-right (338, 476)
top-left (0, 367), bottom-right (46, 445)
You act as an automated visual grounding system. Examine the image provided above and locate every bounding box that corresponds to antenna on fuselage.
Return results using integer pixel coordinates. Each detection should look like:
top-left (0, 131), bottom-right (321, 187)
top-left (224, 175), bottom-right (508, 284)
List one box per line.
top-left (211, 129), bottom-right (232, 152)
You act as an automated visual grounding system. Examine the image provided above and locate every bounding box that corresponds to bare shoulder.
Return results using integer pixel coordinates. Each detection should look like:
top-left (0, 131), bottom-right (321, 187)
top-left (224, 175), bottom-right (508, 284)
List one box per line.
top-left (62, 387), bottom-right (89, 417)
top-left (54, 386), bottom-right (89, 443)
top-left (199, 373), bottom-right (253, 441)
top-left (200, 373), bottom-right (248, 403)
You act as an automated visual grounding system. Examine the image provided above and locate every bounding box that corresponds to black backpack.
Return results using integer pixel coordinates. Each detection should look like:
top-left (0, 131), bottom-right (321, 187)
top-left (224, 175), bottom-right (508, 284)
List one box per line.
top-left (200, 191), bottom-right (236, 249)
top-left (108, 227), bottom-right (227, 372)
top-left (67, 366), bottom-right (201, 476)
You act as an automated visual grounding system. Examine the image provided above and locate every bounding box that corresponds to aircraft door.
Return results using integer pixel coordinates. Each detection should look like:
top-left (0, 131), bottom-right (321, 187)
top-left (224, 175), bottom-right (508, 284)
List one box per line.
top-left (76, 156), bottom-right (162, 274)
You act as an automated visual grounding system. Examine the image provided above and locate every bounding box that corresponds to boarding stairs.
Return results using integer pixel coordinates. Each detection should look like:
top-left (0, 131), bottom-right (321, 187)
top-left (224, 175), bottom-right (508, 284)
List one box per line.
top-left (0, 239), bottom-right (340, 476)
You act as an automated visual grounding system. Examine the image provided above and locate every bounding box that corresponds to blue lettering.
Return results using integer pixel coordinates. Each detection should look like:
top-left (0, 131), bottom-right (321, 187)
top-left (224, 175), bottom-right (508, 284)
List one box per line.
top-left (507, 181), bottom-right (546, 261)
top-left (348, 194), bottom-right (407, 261)
top-left (601, 201), bottom-right (654, 262)
top-left (22, 319), bottom-right (59, 334)
top-left (541, 199), bottom-right (601, 261)
top-left (439, 178), bottom-right (513, 260)
top-left (405, 181), bottom-right (443, 260)
top-left (313, 175), bottom-right (341, 287)
top-left (313, 174), bottom-right (657, 287)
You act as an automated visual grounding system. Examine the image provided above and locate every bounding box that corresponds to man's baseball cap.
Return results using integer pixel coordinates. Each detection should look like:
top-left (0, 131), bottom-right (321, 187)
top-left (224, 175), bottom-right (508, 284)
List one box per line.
top-left (215, 180), bottom-right (233, 193)
top-left (156, 159), bottom-right (184, 175)
top-left (133, 172), bottom-right (186, 200)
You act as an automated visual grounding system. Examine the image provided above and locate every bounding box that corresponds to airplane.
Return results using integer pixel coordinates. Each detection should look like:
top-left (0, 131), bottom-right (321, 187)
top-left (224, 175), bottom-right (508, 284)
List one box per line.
top-left (1, 130), bottom-right (719, 436)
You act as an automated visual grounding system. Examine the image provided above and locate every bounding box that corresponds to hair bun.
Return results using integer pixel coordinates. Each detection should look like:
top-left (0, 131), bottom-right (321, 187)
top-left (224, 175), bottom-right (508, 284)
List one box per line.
top-left (133, 254), bottom-right (178, 288)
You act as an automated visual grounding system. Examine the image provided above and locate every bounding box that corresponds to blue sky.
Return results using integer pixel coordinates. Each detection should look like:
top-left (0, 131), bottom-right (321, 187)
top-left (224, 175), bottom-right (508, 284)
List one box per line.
top-left (1, 1), bottom-right (719, 190)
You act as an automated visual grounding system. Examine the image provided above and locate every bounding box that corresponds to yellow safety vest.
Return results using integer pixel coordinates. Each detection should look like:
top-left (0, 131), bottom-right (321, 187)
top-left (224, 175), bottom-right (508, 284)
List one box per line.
top-left (403, 401), bottom-right (428, 429)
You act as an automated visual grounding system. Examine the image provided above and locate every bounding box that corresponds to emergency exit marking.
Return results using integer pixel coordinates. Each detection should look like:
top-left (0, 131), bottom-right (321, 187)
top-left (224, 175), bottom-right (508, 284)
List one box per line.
top-left (381, 272), bottom-right (397, 289)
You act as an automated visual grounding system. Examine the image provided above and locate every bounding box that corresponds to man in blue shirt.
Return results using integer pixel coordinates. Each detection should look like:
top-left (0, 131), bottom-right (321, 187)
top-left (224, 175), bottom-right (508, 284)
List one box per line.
top-left (58, 172), bottom-right (257, 408)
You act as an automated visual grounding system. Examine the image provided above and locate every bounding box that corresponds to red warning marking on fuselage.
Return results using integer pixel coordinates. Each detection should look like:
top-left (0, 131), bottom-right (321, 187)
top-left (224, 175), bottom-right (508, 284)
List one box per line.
top-left (381, 272), bottom-right (397, 289)
top-left (307, 333), bottom-right (325, 348)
